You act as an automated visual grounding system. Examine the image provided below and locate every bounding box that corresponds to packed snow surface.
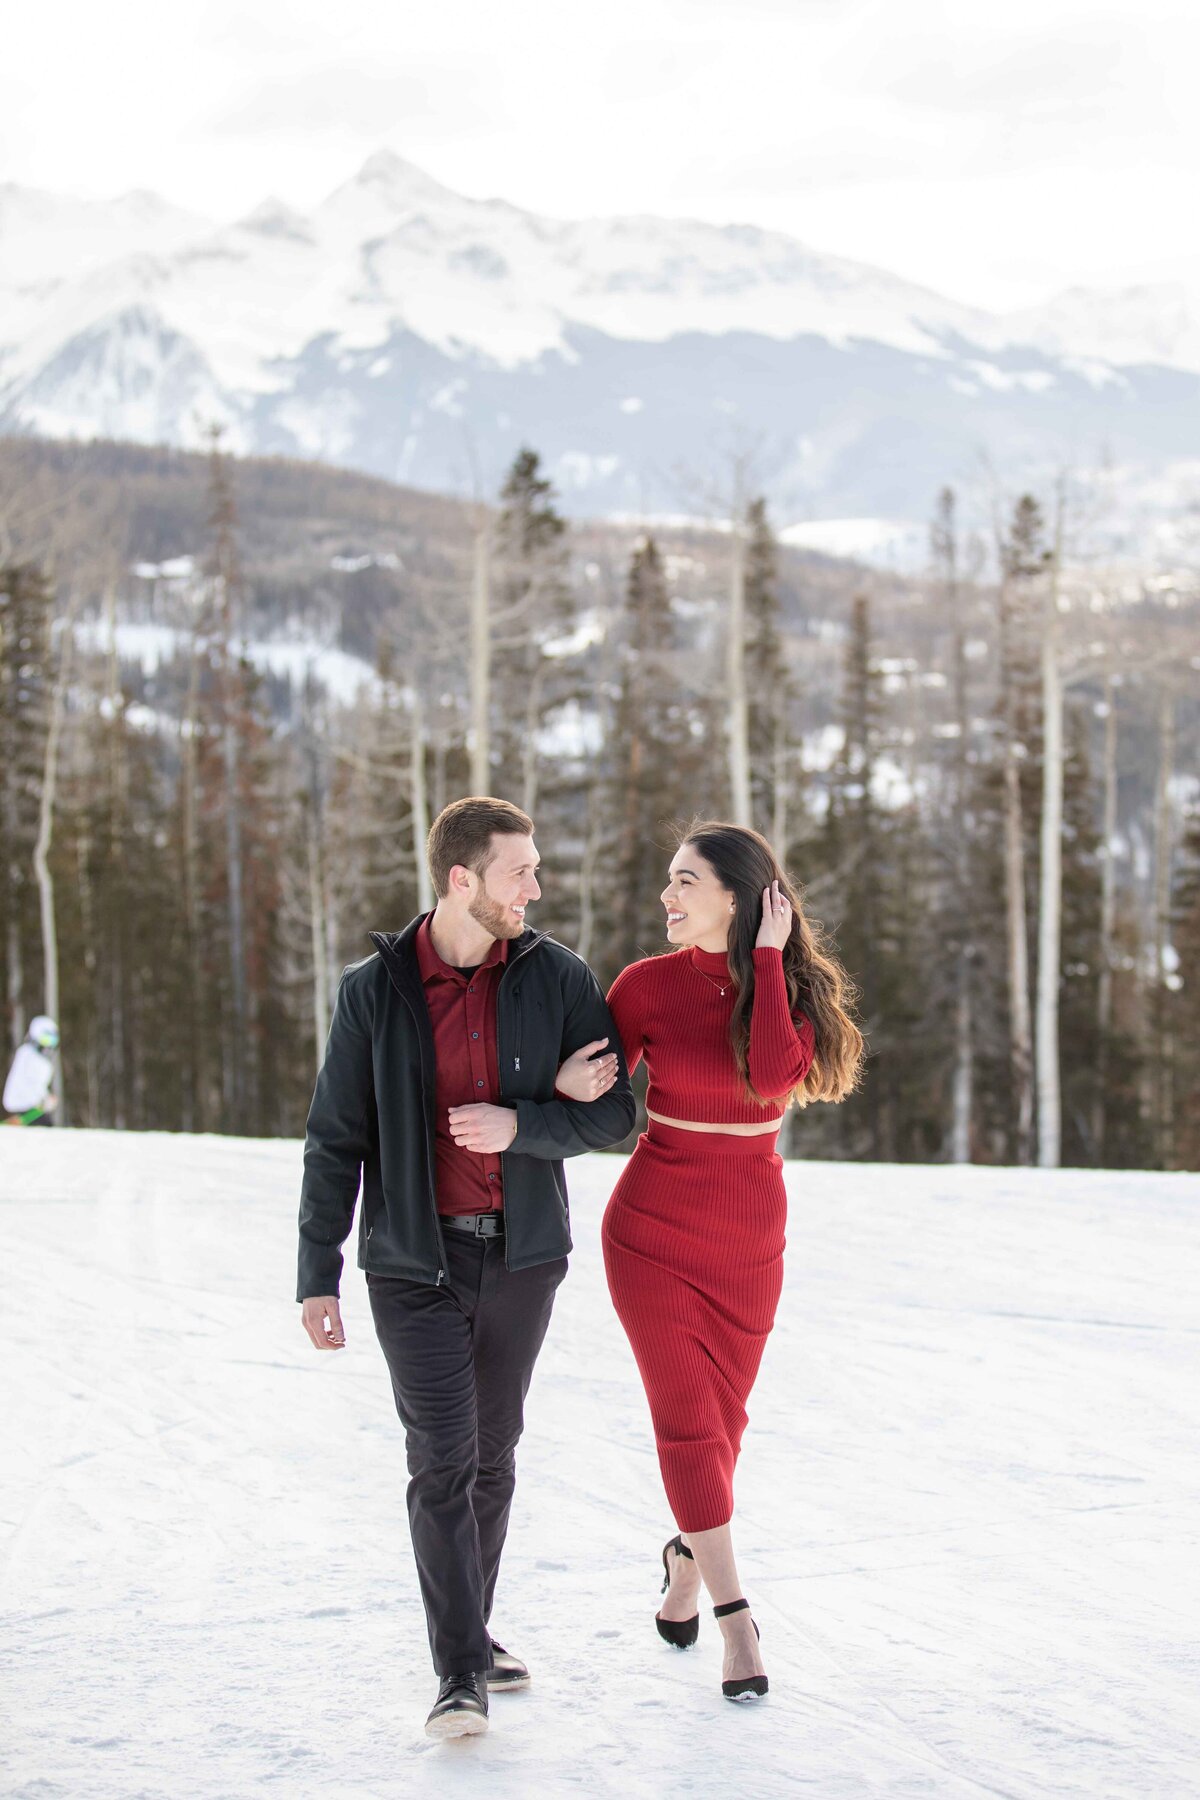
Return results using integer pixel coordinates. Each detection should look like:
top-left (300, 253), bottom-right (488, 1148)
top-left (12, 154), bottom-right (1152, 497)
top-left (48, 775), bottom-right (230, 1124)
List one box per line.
top-left (3, 1131), bottom-right (1198, 1799)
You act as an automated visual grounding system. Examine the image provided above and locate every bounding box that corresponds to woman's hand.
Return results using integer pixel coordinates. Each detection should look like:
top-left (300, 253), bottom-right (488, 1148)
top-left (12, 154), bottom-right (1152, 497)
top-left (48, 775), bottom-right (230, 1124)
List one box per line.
top-left (755, 879), bottom-right (793, 951)
top-left (555, 1038), bottom-right (619, 1102)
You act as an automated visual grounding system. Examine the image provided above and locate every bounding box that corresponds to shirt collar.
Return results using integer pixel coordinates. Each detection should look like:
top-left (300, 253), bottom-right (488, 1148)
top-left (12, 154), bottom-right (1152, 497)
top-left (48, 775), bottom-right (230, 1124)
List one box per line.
top-left (416, 912), bottom-right (509, 986)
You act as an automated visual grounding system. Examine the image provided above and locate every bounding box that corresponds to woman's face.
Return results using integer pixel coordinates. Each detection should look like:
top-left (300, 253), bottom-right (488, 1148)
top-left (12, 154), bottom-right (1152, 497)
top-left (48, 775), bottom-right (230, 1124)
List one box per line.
top-left (661, 843), bottom-right (736, 951)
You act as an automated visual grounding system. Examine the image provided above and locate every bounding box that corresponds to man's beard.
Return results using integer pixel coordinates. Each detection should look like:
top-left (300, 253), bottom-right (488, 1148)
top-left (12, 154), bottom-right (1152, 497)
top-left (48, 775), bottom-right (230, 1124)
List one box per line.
top-left (468, 886), bottom-right (525, 940)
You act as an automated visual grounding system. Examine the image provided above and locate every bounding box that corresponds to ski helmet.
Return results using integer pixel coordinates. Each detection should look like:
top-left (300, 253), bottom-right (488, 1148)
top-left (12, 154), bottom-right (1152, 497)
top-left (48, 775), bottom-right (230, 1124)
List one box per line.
top-left (29, 1015), bottom-right (59, 1051)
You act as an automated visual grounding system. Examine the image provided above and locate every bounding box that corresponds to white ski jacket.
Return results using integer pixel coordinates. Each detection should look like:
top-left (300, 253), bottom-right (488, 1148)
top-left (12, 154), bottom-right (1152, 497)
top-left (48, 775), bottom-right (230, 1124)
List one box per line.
top-left (4, 1043), bottom-right (54, 1115)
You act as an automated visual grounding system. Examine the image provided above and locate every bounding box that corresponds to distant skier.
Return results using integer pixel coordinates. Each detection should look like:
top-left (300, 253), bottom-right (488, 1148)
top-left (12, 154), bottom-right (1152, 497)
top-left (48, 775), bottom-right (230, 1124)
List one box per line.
top-left (3, 1016), bottom-right (60, 1127)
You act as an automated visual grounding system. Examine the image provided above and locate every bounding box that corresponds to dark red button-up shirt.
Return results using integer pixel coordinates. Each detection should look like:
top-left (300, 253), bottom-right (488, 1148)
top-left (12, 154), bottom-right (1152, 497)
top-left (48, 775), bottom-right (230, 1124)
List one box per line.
top-left (416, 914), bottom-right (508, 1216)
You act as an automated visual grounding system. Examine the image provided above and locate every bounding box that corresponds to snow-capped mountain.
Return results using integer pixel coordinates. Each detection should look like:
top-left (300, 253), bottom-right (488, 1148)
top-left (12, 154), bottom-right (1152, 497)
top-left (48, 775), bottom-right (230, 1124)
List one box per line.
top-left (2, 152), bottom-right (1197, 535)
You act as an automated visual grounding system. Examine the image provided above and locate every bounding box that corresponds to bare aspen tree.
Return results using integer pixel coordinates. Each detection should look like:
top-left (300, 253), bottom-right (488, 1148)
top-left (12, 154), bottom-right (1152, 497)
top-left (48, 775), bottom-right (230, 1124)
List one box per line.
top-left (102, 572), bottom-right (130, 1126)
top-left (771, 714), bottom-right (790, 852)
top-left (179, 616), bottom-right (204, 1129)
top-left (1093, 669), bottom-right (1119, 1155)
top-left (411, 687), bottom-right (434, 914)
top-left (298, 705), bottom-right (331, 1067)
top-left (1151, 690), bottom-right (1177, 1162)
top-left (470, 508), bottom-right (491, 792)
top-left (932, 487), bottom-right (973, 1161)
top-left (726, 497), bottom-right (752, 827)
top-left (997, 497), bottom-right (1041, 1164)
top-left (33, 597), bottom-right (77, 1119)
top-left (206, 428), bottom-right (248, 1110)
top-left (1035, 484), bottom-right (1066, 1168)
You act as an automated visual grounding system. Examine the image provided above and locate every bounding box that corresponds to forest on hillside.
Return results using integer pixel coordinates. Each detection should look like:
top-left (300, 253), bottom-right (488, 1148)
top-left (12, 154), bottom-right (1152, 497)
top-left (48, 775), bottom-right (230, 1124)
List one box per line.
top-left (1, 433), bottom-right (1198, 1167)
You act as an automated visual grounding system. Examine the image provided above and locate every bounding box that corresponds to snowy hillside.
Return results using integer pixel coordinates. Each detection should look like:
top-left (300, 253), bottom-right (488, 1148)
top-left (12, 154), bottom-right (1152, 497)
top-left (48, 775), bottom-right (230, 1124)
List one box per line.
top-left (4, 1130), bottom-right (1198, 1799)
top-left (2, 154), bottom-right (1198, 533)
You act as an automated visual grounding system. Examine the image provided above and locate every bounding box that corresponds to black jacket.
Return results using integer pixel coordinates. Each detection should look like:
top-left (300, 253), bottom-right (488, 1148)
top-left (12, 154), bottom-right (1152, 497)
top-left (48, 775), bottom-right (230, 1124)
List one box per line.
top-left (297, 914), bottom-right (635, 1299)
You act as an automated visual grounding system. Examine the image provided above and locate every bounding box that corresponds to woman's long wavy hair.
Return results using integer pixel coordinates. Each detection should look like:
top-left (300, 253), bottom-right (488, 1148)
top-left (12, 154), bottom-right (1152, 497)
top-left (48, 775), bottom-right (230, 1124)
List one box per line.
top-left (675, 819), bottom-right (865, 1108)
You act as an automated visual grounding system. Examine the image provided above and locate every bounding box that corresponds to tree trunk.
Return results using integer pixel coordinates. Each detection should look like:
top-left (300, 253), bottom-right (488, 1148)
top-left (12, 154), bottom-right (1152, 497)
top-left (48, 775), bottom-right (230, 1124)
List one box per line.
top-left (1151, 692), bottom-right (1176, 1163)
top-left (33, 603), bottom-right (75, 1122)
top-left (1094, 672), bottom-right (1118, 1159)
top-left (180, 632), bottom-right (203, 1131)
top-left (411, 691), bottom-right (434, 914)
top-left (521, 664), bottom-right (543, 821)
top-left (1004, 749), bottom-right (1034, 1162)
top-left (771, 709), bottom-right (789, 853)
top-left (1035, 508), bottom-right (1064, 1168)
top-left (222, 693), bottom-right (247, 1115)
top-left (726, 512), bottom-right (751, 825)
top-left (470, 515), bottom-right (491, 793)
top-left (577, 801), bottom-right (602, 968)
top-left (948, 522), bottom-right (972, 1164)
top-left (307, 805), bottom-right (329, 1067)
top-left (104, 578), bottom-right (129, 1129)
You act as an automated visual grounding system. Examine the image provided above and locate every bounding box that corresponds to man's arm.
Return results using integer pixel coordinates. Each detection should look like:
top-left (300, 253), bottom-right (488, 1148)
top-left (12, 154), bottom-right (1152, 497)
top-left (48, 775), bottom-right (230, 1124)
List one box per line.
top-left (297, 970), bottom-right (374, 1304)
top-left (509, 958), bottom-right (635, 1158)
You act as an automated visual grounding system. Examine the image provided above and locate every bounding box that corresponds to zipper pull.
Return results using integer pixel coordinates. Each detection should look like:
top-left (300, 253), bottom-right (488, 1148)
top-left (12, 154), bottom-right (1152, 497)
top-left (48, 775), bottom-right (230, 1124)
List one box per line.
top-left (514, 1056), bottom-right (521, 1072)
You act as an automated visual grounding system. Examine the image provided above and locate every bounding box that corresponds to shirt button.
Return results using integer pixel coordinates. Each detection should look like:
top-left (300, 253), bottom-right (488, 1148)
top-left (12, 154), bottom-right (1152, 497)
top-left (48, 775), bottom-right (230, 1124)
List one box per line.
top-left (472, 1031), bottom-right (479, 1040)
top-left (468, 986), bottom-right (475, 994)
top-left (488, 1172), bottom-right (495, 1181)
top-left (476, 1079), bottom-right (484, 1088)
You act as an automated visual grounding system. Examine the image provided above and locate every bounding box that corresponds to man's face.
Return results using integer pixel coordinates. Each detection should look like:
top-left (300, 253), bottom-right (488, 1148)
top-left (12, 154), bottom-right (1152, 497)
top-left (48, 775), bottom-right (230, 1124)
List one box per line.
top-left (467, 834), bottom-right (542, 939)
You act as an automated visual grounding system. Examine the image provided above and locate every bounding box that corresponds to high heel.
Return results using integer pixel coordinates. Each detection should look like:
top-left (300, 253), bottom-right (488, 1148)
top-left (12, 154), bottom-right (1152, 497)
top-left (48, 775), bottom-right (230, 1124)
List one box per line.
top-left (654, 1535), bottom-right (699, 1649)
top-left (714, 1598), bottom-right (768, 1700)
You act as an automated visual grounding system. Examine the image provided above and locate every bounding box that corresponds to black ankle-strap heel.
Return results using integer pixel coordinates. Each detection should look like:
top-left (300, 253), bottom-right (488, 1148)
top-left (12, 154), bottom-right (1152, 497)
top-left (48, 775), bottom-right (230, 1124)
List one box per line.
top-left (654, 1535), bottom-right (699, 1649)
top-left (714, 1598), bottom-right (768, 1700)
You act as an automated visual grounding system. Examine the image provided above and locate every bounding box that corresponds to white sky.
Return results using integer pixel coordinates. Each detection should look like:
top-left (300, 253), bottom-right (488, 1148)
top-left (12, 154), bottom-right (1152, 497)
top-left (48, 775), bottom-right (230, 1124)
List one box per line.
top-left (5, 0), bottom-right (1197, 310)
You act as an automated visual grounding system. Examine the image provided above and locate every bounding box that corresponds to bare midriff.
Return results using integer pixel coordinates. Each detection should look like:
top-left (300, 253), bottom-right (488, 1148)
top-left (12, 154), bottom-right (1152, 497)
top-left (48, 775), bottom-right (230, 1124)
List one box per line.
top-left (646, 1107), bottom-right (782, 1137)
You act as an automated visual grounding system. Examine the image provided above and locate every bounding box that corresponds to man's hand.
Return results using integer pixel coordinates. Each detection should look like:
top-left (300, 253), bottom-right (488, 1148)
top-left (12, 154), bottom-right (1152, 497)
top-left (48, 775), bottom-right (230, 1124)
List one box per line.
top-left (556, 1038), bottom-right (619, 1102)
top-left (447, 1103), bottom-right (519, 1153)
top-left (301, 1295), bottom-right (346, 1350)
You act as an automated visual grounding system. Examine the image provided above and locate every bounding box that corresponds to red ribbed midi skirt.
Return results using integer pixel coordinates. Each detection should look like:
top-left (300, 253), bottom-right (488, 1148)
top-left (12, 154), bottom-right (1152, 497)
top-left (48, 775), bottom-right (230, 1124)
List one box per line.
top-left (601, 1120), bottom-right (787, 1533)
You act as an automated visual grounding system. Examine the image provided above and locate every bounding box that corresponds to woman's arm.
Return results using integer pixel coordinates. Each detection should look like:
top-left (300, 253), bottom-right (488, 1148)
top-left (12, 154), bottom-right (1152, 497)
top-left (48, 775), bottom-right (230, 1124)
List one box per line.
top-left (605, 962), bottom-right (647, 1079)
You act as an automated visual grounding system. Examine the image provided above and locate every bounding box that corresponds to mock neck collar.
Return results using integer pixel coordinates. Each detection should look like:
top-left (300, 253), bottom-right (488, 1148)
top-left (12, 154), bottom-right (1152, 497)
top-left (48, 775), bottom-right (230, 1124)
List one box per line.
top-left (691, 944), bottom-right (732, 976)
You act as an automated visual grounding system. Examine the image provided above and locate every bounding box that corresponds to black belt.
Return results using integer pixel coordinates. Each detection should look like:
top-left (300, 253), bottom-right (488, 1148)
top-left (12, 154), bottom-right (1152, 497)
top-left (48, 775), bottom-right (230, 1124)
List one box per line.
top-left (442, 1211), bottom-right (506, 1238)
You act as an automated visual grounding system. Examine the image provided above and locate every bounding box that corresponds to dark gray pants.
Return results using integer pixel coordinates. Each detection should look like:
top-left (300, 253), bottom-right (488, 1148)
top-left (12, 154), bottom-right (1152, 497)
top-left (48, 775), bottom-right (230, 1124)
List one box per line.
top-left (367, 1234), bottom-right (567, 1677)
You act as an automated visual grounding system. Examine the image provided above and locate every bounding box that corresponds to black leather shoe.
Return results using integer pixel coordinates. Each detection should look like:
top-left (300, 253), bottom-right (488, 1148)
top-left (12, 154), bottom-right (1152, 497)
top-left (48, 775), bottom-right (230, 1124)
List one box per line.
top-left (425, 1671), bottom-right (489, 1739)
top-left (486, 1639), bottom-right (530, 1689)
top-left (714, 1598), bottom-right (768, 1700)
top-left (655, 1534), bottom-right (700, 1649)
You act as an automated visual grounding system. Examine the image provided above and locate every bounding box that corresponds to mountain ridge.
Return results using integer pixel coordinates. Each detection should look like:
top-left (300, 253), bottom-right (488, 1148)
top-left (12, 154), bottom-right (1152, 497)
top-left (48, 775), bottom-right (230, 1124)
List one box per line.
top-left (2, 152), bottom-right (1197, 541)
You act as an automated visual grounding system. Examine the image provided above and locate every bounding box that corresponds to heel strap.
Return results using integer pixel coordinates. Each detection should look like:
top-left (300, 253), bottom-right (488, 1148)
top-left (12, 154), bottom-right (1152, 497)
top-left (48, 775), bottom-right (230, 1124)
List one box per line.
top-left (713, 1598), bottom-right (750, 1619)
top-left (669, 1535), bottom-right (694, 1561)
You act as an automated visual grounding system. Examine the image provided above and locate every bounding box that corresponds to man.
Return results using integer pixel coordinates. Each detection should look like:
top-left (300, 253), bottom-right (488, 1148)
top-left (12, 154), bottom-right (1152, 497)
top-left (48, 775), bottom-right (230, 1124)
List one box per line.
top-left (3, 1016), bottom-right (60, 1126)
top-left (298, 796), bottom-right (633, 1739)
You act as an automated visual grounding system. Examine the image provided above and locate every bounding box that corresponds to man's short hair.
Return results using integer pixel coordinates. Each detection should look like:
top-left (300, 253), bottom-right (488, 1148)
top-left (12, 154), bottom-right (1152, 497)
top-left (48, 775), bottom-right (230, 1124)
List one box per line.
top-left (427, 796), bottom-right (535, 899)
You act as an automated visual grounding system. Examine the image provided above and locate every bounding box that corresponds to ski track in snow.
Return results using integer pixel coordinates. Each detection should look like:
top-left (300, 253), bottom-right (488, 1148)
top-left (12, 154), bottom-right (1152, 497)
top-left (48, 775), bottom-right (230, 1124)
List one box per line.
top-left (1, 1132), bottom-right (1198, 1800)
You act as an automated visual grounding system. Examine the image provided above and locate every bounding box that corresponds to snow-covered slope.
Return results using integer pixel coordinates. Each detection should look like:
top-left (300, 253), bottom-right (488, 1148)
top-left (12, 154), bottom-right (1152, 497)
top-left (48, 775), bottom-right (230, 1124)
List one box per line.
top-left (4, 1130), bottom-right (1198, 1798)
top-left (2, 154), bottom-right (1198, 527)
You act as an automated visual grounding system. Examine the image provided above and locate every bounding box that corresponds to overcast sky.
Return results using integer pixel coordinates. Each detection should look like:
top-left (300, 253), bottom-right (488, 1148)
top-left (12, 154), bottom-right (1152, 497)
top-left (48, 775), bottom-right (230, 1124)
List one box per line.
top-left (5, 0), bottom-right (1196, 310)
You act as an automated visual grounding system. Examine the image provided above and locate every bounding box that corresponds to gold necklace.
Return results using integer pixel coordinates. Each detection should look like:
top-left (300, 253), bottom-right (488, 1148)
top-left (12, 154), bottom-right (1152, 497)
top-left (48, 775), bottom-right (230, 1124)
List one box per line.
top-left (691, 954), bottom-right (731, 998)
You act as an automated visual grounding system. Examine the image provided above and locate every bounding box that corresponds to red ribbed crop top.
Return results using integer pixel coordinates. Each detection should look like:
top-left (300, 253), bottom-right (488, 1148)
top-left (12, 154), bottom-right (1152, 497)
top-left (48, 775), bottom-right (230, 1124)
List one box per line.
top-left (606, 944), bottom-right (816, 1123)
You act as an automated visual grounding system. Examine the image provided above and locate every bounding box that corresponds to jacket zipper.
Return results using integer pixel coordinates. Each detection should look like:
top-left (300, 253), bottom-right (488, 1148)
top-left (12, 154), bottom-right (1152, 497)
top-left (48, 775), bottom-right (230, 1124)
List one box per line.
top-left (376, 957), bottom-right (448, 1286)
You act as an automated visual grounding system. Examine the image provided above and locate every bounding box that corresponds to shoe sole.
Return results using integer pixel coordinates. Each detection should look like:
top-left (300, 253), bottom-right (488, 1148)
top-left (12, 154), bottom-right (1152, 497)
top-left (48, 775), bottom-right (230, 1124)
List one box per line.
top-left (486, 1673), bottom-right (531, 1691)
top-left (425, 1710), bottom-right (489, 1739)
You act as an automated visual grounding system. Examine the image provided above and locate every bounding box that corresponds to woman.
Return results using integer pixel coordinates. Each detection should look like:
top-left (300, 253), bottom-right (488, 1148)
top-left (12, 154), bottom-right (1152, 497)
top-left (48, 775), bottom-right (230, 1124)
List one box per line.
top-left (557, 822), bottom-right (862, 1701)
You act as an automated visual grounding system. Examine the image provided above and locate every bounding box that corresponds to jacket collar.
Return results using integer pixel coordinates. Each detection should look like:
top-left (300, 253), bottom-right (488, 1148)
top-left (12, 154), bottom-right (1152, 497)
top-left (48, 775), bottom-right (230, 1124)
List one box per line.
top-left (369, 913), bottom-right (545, 985)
